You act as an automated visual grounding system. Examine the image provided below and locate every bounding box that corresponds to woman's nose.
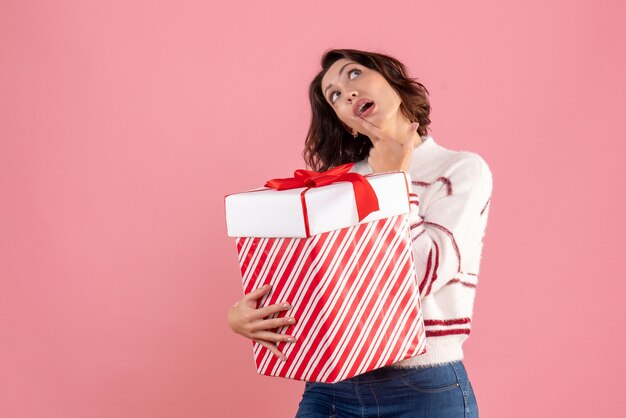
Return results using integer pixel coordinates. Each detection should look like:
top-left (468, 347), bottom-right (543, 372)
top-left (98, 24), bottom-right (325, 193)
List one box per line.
top-left (347, 91), bottom-right (358, 102)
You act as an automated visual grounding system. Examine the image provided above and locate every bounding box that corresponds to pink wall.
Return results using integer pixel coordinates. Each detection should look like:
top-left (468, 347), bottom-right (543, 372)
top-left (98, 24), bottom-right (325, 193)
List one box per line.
top-left (1, 1), bottom-right (625, 417)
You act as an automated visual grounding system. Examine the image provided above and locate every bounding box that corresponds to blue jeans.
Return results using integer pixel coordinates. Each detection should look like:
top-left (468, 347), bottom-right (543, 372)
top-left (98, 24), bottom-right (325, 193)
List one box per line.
top-left (295, 360), bottom-right (478, 417)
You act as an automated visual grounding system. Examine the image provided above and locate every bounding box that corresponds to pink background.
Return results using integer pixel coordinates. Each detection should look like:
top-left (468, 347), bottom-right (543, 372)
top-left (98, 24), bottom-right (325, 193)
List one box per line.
top-left (1, 1), bottom-right (624, 417)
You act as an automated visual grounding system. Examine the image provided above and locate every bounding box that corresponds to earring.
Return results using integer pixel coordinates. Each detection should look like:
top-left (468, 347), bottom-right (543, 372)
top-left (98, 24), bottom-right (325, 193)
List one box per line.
top-left (352, 129), bottom-right (358, 138)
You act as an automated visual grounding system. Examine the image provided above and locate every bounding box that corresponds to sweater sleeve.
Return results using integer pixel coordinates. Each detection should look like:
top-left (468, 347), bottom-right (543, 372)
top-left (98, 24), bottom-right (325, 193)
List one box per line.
top-left (408, 155), bottom-right (493, 300)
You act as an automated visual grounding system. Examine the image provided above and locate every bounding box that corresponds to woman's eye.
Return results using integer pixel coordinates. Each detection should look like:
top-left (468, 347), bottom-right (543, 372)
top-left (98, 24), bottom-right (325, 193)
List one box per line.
top-left (349, 68), bottom-right (360, 78)
top-left (330, 68), bottom-right (361, 103)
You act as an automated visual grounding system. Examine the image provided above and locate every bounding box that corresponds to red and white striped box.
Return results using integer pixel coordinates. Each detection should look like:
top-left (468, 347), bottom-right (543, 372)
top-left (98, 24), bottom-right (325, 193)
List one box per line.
top-left (224, 164), bottom-right (427, 383)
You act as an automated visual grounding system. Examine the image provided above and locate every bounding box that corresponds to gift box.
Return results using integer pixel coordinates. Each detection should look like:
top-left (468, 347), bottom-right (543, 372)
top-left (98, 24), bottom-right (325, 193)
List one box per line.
top-left (224, 163), bottom-right (427, 383)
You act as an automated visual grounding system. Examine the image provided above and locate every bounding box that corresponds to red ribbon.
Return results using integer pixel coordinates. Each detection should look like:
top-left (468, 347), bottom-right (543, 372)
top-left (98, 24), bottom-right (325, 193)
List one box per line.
top-left (264, 162), bottom-right (380, 237)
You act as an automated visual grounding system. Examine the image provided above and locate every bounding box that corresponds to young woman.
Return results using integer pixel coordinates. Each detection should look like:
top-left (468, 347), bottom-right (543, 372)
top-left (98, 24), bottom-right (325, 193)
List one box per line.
top-left (228, 48), bottom-right (492, 417)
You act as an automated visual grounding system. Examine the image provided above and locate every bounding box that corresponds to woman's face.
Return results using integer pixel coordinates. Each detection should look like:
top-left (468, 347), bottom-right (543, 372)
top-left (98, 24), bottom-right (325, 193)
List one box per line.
top-left (321, 58), bottom-right (403, 135)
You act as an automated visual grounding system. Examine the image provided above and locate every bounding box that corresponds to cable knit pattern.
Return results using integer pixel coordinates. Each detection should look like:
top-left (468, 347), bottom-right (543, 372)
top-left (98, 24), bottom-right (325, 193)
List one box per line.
top-left (349, 135), bottom-right (493, 368)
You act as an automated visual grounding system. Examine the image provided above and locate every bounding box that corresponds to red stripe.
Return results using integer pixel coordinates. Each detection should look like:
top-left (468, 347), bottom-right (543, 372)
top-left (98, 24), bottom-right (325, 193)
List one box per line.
top-left (241, 238), bottom-right (281, 279)
top-left (422, 221), bottom-right (461, 274)
top-left (418, 248), bottom-right (433, 295)
top-left (344, 246), bottom-right (415, 379)
top-left (412, 229), bottom-right (426, 242)
top-left (424, 241), bottom-right (440, 297)
top-left (300, 188), bottom-right (312, 237)
top-left (411, 177), bottom-right (452, 195)
top-left (425, 328), bottom-right (471, 337)
top-left (438, 177), bottom-right (453, 195)
top-left (255, 228), bottom-right (336, 369)
top-left (480, 197), bottom-right (490, 216)
top-left (444, 278), bottom-right (476, 288)
top-left (338, 215), bottom-right (413, 378)
top-left (409, 221), bottom-right (424, 231)
top-left (266, 225), bottom-right (354, 374)
top-left (319, 217), bottom-right (405, 381)
top-left (261, 235), bottom-right (326, 310)
top-left (305, 215), bottom-right (405, 381)
top-left (424, 318), bottom-right (471, 326)
top-left (290, 216), bottom-right (396, 380)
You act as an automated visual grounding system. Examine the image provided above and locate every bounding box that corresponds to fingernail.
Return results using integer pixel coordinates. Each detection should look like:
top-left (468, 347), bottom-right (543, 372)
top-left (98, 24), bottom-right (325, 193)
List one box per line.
top-left (283, 303), bottom-right (290, 309)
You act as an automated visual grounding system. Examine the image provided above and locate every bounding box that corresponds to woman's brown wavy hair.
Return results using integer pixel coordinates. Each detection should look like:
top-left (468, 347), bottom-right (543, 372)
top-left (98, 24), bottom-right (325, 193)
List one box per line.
top-left (303, 48), bottom-right (432, 172)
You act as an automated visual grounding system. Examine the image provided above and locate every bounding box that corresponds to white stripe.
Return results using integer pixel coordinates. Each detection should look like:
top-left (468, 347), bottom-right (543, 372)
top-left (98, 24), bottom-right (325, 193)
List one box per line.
top-left (252, 236), bottom-right (317, 362)
top-left (244, 238), bottom-right (287, 291)
top-left (387, 291), bottom-right (425, 365)
top-left (241, 238), bottom-right (270, 284)
top-left (278, 221), bottom-right (375, 378)
top-left (254, 232), bottom-right (327, 368)
top-left (323, 218), bottom-right (410, 381)
top-left (259, 226), bottom-right (350, 374)
top-left (254, 238), bottom-right (299, 312)
top-left (352, 241), bottom-right (420, 375)
top-left (302, 216), bottom-right (401, 381)
top-left (266, 233), bottom-right (326, 328)
top-left (295, 216), bottom-right (398, 380)
top-left (263, 228), bottom-right (349, 374)
top-left (336, 242), bottom-right (415, 380)
top-left (400, 317), bottom-right (426, 359)
top-left (238, 236), bottom-right (255, 266)
top-left (351, 233), bottom-right (421, 375)
top-left (281, 219), bottom-right (384, 379)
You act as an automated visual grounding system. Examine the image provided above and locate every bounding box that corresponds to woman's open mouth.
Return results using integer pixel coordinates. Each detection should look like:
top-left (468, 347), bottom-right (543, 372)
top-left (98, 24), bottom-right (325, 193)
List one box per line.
top-left (353, 99), bottom-right (376, 117)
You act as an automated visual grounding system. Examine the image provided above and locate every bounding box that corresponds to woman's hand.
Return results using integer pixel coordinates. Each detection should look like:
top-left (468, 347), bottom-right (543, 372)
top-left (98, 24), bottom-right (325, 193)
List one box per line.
top-left (351, 115), bottom-right (420, 173)
top-left (227, 284), bottom-right (297, 361)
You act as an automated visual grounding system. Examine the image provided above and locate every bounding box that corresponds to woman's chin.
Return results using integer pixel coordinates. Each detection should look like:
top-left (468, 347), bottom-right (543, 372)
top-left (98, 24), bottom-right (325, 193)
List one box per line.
top-left (362, 111), bottom-right (383, 124)
top-left (369, 113), bottom-right (391, 129)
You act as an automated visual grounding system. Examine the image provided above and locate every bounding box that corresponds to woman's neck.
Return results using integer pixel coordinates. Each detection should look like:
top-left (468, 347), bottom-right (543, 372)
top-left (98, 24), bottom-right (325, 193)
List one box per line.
top-left (384, 112), bottom-right (422, 149)
top-left (413, 134), bottom-right (424, 149)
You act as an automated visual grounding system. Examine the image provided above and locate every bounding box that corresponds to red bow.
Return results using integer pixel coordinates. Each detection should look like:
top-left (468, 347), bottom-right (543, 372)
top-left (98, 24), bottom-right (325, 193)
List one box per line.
top-left (264, 163), bottom-right (380, 237)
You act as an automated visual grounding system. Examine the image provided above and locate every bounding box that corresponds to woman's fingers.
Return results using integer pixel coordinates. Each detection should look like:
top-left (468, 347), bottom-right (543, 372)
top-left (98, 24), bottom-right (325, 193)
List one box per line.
top-left (249, 302), bottom-right (291, 321)
top-left (406, 122), bottom-right (420, 146)
top-left (252, 330), bottom-right (297, 344)
top-left (243, 284), bottom-right (271, 303)
top-left (249, 315), bottom-right (297, 332)
top-left (352, 116), bottom-right (419, 147)
top-left (366, 121), bottom-right (421, 173)
top-left (350, 115), bottom-right (386, 143)
top-left (241, 284), bottom-right (293, 321)
top-left (254, 338), bottom-right (288, 361)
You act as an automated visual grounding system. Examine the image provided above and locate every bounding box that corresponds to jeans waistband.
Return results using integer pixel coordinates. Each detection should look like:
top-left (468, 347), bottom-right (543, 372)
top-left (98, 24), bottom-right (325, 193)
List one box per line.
top-left (340, 360), bottom-right (465, 384)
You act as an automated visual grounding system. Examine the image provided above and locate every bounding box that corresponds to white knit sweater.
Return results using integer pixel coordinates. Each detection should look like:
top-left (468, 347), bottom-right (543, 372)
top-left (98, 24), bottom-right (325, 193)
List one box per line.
top-left (348, 135), bottom-right (493, 368)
